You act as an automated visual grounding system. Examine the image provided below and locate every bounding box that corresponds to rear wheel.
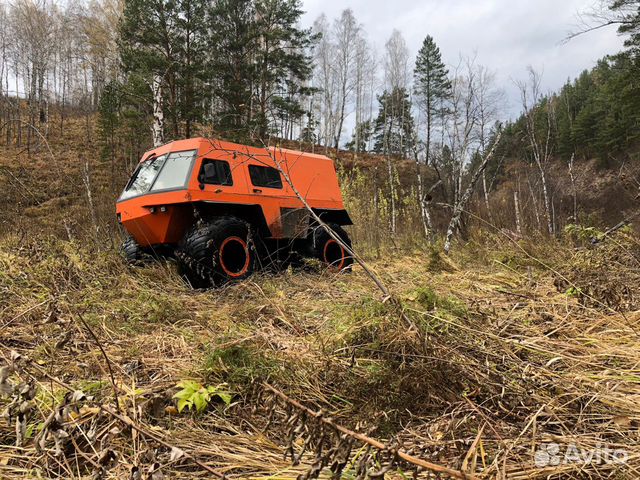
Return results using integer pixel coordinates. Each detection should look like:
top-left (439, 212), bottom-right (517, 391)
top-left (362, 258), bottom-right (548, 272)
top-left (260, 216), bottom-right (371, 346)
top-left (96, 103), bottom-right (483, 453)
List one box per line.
top-left (311, 223), bottom-right (353, 271)
top-left (176, 217), bottom-right (255, 288)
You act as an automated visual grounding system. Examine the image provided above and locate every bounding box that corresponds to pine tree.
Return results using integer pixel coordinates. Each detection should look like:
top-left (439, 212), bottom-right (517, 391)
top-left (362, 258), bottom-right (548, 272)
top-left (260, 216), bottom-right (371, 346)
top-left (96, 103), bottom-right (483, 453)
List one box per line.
top-left (609, 0), bottom-right (640, 50)
top-left (252, 0), bottom-right (315, 141)
top-left (119, 0), bottom-right (179, 137)
top-left (414, 35), bottom-right (451, 166)
top-left (175, 0), bottom-right (209, 137)
top-left (208, 0), bottom-right (256, 140)
top-left (372, 87), bottom-right (416, 158)
top-left (97, 81), bottom-right (121, 162)
top-left (119, 0), bottom-right (209, 139)
top-left (208, 0), bottom-right (314, 142)
top-left (346, 120), bottom-right (373, 153)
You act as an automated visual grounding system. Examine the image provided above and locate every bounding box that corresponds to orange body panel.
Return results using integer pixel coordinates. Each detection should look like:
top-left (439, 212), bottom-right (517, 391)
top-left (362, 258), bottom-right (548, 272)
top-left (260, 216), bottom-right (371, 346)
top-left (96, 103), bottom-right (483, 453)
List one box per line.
top-left (116, 138), bottom-right (348, 247)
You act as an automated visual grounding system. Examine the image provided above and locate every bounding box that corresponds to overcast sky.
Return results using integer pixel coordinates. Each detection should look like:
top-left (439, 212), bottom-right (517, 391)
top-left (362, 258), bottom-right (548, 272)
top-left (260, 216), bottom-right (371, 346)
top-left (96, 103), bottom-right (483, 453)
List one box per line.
top-left (300, 0), bottom-right (624, 120)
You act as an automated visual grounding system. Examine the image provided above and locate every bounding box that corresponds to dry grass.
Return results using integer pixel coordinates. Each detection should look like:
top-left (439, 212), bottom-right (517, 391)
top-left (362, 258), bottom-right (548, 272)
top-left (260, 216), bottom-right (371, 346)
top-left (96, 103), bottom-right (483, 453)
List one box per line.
top-left (0, 230), bottom-right (639, 479)
top-left (1, 118), bottom-right (640, 478)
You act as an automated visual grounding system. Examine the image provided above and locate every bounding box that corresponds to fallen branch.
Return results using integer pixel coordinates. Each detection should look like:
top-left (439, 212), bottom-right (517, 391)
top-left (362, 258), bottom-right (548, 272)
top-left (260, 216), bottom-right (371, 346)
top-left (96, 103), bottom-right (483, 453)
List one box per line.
top-left (260, 143), bottom-right (418, 331)
top-left (262, 382), bottom-right (481, 480)
top-left (75, 312), bottom-right (121, 414)
top-left (19, 355), bottom-right (227, 479)
top-left (100, 406), bottom-right (226, 478)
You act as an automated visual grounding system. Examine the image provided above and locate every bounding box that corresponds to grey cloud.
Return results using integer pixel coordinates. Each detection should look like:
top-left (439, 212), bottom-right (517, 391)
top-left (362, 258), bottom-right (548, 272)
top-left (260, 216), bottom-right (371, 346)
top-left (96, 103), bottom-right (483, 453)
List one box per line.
top-left (301, 0), bottom-right (624, 118)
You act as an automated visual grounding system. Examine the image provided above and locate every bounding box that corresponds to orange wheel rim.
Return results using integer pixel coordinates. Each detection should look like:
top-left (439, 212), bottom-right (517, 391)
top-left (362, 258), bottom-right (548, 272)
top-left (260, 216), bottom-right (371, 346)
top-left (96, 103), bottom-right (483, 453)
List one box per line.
top-left (219, 236), bottom-right (250, 277)
top-left (323, 239), bottom-right (345, 270)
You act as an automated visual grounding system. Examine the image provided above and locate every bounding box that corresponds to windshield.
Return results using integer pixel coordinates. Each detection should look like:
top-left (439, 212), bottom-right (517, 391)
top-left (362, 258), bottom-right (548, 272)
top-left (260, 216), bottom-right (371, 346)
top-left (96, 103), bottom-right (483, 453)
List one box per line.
top-left (119, 150), bottom-right (196, 200)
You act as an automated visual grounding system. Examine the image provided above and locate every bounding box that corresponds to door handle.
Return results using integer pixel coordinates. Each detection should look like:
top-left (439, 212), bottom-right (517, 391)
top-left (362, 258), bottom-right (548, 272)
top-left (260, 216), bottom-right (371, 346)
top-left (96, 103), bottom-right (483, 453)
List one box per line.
top-left (253, 188), bottom-right (262, 193)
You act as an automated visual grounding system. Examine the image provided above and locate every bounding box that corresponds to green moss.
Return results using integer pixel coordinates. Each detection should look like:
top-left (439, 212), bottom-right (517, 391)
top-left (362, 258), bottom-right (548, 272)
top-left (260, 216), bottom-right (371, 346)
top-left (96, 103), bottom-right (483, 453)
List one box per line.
top-left (413, 286), bottom-right (467, 318)
top-left (202, 344), bottom-right (278, 386)
top-left (426, 246), bottom-right (454, 273)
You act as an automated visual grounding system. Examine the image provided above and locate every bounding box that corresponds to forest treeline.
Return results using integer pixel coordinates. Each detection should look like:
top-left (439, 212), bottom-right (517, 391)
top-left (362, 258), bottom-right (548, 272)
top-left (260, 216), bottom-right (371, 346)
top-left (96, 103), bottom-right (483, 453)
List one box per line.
top-left (0, 0), bottom-right (639, 249)
top-left (502, 52), bottom-right (640, 166)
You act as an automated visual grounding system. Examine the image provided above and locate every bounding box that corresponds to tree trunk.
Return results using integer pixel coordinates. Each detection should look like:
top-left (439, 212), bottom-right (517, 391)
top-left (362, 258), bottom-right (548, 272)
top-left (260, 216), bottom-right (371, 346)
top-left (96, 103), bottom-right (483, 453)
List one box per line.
top-left (482, 170), bottom-right (492, 221)
top-left (536, 160), bottom-right (553, 234)
top-left (568, 152), bottom-right (577, 223)
top-left (444, 132), bottom-right (501, 254)
top-left (386, 157), bottom-right (397, 236)
top-left (152, 74), bottom-right (165, 147)
top-left (528, 177), bottom-right (542, 231)
top-left (514, 190), bottom-right (522, 235)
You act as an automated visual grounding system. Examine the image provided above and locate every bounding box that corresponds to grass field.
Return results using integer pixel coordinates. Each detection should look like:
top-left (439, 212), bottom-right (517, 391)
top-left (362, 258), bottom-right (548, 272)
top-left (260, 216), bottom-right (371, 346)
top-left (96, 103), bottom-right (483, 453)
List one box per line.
top-left (1, 227), bottom-right (639, 478)
top-left (1, 122), bottom-right (640, 478)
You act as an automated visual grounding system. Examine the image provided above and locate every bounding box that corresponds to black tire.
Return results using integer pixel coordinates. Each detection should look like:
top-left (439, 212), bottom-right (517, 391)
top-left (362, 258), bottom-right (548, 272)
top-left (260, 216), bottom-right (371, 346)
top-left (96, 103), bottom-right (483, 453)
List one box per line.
top-left (176, 217), bottom-right (256, 288)
top-left (122, 236), bottom-right (145, 264)
top-left (310, 223), bottom-right (353, 271)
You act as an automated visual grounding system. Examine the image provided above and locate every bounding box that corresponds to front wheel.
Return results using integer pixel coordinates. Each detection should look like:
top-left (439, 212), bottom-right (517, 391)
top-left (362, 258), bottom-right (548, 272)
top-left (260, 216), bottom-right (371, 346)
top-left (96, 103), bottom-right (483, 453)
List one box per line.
top-left (311, 223), bottom-right (353, 271)
top-left (122, 236), bottom-right (146, 264)
top-left (176, 217), bottom-right (256, 288)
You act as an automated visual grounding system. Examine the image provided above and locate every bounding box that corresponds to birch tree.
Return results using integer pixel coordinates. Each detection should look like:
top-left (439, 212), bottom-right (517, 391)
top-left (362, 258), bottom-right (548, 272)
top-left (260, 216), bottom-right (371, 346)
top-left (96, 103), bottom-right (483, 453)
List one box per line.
top-left (440, 57), bottom-right (505, 251)
top-left (384, 29), bottom-right (410, 93)
top-left (475, 65), bottom-right (503, 217)
top-left (352, 32), bottom-right (376, 155)
top-left (0, 2), bottom-right (8, 101)
top-left (444, 131), bottom-right (502, 253)
top-left (311, 14), bottom-right (336, 148)
top-left (379, 30), bottom-right (410, 235)
top-left (517, 67), bottom-right (555, 235)
top-left (331, 9), bottom-right (361, 151)
top-left (9, 0), bottom-right (56, 131)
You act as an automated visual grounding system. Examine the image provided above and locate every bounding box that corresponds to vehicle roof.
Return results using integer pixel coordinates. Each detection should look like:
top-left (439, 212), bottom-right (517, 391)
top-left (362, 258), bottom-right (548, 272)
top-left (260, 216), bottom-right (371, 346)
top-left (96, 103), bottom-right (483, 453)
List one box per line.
top-left (139, 137), bottom-right (335, 165)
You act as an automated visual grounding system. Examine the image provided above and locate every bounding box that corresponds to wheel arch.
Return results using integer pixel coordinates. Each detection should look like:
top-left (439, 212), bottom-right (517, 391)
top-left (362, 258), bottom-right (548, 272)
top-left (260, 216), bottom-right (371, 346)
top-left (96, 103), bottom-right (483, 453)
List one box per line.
top-left (312, 209), bottom-right (353, 226)
top-left (193, 201), bottom-right (271, 237)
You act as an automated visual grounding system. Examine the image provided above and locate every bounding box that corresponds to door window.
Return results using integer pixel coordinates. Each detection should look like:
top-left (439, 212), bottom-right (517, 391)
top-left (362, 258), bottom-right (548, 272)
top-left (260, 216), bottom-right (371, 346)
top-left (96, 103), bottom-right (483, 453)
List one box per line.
top-left (199, 159), bottom-right (233, 186)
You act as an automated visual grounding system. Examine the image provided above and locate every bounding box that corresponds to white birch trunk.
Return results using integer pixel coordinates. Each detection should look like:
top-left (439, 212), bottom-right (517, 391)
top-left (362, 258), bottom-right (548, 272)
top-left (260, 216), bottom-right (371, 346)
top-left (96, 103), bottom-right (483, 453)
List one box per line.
top-left (151, 74), bottom-right (165, 147)
top-left (514, 190), bottom-right (522, 235)
top-left (482, 170), bottom-right (492, 220)
top-left (568, 153), bottom-right (577, 223)
top-left (536, 161), bottom-right (553, 234)
top-left (444, 133), bottom-right (501, 254)
top-left (416, 167), bottom-right (430, 239)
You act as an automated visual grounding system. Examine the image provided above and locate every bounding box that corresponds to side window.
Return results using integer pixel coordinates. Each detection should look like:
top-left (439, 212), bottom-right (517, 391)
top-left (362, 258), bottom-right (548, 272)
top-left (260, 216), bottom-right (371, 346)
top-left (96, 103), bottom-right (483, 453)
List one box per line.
top-left (248, 165), bottom-right (283, 189)
top-left (199, 159), bottom-right (233, 186)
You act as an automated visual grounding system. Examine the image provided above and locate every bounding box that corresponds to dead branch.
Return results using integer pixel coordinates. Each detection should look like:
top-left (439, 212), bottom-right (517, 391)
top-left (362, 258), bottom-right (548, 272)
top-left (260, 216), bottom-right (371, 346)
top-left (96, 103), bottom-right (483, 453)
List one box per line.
top-left (100, 406), bottom-right (226, 478)
top-left (262, 382), bottom-right (481, 480)
top-left (75, 312), bottom-right (121, 414)
top-left (262, 143), bottom-right (418, 331)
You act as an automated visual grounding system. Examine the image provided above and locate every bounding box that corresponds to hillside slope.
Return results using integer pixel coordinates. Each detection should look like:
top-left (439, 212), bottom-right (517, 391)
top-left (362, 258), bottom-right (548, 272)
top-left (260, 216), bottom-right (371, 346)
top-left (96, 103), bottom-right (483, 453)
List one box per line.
top-left (1, 120), bottom-right (640, 478)
top-left (1, 231), bottom-right (640, 478)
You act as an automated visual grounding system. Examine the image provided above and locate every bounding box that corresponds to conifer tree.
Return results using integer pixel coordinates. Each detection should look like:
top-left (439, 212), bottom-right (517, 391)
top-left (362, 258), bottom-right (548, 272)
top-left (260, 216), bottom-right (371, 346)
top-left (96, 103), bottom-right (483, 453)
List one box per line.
top-left (208, 0), bottom-right (256, 140)
top-left (119, 0), bottom-right (209, 139)
top-left (175, 0), bottom-right (209, 137)
top-left (346, 120), bottom-right (373, 153)
top-left (252, 0), bottom-right (315, 141)
top-left (208, 0), bottom-right (314, 142)
top-left (372, 87), bottom-right (415, 158)
top-left (414, 35), bottom-right (451, 167)
top-left (119, 0), bottom-right (179, 138)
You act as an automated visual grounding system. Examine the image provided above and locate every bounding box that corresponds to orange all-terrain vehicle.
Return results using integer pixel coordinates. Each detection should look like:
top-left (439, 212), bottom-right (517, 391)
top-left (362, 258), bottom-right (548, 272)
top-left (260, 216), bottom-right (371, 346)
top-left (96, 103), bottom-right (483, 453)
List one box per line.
top-left (116, 138), bottom-right (353, 287)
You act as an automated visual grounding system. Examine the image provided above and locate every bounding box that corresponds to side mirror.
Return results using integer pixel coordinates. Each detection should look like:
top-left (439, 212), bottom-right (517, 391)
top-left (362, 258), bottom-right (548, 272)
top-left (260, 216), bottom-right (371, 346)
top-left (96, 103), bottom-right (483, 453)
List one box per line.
top-left (199, 183), bottom-right (205, 190)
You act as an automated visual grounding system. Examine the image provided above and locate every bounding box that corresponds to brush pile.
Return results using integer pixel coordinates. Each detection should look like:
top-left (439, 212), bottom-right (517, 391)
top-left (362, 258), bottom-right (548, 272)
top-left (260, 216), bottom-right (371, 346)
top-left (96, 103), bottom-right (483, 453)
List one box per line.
top-left (1, 231), bottom-right (639, 479)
